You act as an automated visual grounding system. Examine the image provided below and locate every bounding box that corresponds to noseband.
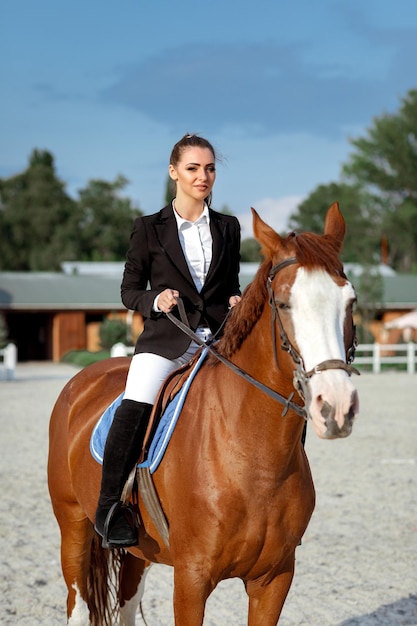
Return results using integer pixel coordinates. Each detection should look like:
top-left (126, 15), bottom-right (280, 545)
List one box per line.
top-left (267, 258), bottom-right (360, 405)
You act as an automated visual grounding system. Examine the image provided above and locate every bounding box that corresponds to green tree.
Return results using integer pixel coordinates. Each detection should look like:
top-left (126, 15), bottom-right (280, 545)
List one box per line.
top-left (240, 238), bottom-right (262, 262)
top-left (164, 175), bottom-right (175, 205)
top-left (346, 266), bottom-right (384, 343)
top-left (76, 176), bottom-right (142, 261)
top-left (0, 151), bottom-right (143, 270)
top-left (288, 182), bottom-right (381, 263)
top-left (343, 89), bottom-right (417, 271)
top-left (217, 204), bottom-right (233, 215)
top-left (0, 150), bottom-right (78, 270)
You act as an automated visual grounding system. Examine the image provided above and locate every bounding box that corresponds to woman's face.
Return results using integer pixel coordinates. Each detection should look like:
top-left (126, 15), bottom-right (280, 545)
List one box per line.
top-left (169, 147), bottom-right (216, 203)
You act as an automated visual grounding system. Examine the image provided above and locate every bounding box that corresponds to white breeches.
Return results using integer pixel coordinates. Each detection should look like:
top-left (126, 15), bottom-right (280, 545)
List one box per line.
top-left (124, 328), bottom-right (212, 404)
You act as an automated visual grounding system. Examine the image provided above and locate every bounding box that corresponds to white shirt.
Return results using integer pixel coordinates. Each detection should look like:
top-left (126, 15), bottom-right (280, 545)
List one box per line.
top-left (153, 204), bottom-right (213, 312)
top-left (173, 203), bottom-right (212, 292)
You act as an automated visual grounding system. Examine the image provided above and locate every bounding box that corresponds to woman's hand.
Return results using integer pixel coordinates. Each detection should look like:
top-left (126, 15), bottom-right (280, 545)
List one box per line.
top-left (229, 295), bottom-right (241, 308)
top-left (156, 289), bottom-right (180, 313)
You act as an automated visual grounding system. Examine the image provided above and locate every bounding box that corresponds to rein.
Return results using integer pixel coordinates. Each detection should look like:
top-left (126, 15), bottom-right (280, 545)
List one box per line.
top-left (167, 257), bottom-right (359, 421)
top-left (166, 307), bottom-right (307, 419)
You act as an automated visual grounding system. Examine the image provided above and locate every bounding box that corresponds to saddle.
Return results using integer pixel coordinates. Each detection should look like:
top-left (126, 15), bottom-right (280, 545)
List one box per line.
top-left (138, 347), bottom-right (204, 464)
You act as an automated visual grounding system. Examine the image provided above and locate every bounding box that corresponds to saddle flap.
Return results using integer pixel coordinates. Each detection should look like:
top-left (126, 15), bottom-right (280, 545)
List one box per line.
top-left (139, 348), bottom-right (204, 462)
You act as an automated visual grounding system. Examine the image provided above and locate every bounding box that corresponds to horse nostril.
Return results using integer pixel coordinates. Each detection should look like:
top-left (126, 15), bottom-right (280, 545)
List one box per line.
top-left (348, 390), bottom-right (359, 421)
top-left (320, 400), bottom-right (332, 419)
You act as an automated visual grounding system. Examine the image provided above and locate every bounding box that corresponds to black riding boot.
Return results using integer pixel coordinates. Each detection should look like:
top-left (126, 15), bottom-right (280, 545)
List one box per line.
top-left (94, 399), bottom-right (153, 548)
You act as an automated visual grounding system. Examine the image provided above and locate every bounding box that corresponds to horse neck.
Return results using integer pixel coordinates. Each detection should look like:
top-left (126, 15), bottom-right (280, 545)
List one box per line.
top-left (233, 302), bottom-right (295, 390)
top-left (226, 308), bottom-right (304, 459)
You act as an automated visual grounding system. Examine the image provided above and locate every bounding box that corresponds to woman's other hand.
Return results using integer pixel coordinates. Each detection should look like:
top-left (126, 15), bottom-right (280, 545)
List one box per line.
top-left (229, 295), bottom-right (241, 308)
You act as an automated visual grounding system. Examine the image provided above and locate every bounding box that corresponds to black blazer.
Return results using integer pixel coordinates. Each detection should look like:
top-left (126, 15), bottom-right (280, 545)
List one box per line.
top-left (121, 205), bottom-right (241, 359)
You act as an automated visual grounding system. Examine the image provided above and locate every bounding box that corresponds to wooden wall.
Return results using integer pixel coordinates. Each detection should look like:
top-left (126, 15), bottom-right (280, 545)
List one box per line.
top-left (52, 312), bottom-right (86, 361)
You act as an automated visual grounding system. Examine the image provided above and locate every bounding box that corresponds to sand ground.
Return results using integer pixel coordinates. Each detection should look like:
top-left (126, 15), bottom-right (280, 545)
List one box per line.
top-left (0, 362), bottom-right (416, 625)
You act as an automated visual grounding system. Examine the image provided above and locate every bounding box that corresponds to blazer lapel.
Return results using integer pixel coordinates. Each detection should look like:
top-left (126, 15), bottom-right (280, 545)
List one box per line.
top-left (204, 211), bottom-right (227, 287)
top-left (154, 206), bottom-right (195, 287)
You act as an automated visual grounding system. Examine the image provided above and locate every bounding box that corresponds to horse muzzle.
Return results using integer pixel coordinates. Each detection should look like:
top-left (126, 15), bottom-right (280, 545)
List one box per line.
top-left (307, 381), bottom-right (359, 440)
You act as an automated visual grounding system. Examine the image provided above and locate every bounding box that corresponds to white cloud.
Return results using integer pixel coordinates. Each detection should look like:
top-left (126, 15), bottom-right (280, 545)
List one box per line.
top-left (237, 195), bottom-right (304, 239)
top-left (102, 39), bottom-right (403, 139)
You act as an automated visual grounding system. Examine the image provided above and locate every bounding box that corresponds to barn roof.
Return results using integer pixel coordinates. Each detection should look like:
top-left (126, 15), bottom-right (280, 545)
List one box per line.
top-left (0, 264), bottom-right (416, 311)
top-left (0, 272), bottom-right (123, 310)
top-left (380, 276), bottom-right (417, 309)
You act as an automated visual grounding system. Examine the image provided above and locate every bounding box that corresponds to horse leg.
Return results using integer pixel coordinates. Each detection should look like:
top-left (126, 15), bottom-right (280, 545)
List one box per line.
top-left (245, 564), bottom-right (295, 626)
top-left (57, 500), bottom-right (125, 626)
top-left (119, 553), bottom-right (151, 626)
top-left (55, 501), bottom-right (94, 625)
top-left (172, 564), bottom-right (214, 626)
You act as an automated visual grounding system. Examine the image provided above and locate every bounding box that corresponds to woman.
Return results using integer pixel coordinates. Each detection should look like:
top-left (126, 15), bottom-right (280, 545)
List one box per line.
top-left (95, 134), bottom-right (242, 548)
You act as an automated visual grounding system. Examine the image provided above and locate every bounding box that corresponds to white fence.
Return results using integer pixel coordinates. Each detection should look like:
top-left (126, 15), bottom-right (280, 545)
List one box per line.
top-left (110, 342), bottom-right (417, 374)
top-left (0, 343), bottom-right (17, 380)
top-left (354, 343), bottom-right (417, 374)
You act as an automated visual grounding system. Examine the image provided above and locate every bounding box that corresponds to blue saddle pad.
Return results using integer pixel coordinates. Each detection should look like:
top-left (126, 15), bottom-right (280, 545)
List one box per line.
top-left (90, 347), bottom-right (208, 474)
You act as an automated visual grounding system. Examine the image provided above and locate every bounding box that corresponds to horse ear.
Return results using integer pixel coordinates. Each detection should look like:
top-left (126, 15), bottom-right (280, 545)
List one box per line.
top-left (324, 202), bottom-right (346, 252)
top-left (252, 208), bottom-right (284, 258)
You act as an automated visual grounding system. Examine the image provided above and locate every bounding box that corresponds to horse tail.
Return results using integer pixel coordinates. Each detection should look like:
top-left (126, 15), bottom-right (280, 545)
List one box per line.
top-left (86, 532), bottom-right (125, 626)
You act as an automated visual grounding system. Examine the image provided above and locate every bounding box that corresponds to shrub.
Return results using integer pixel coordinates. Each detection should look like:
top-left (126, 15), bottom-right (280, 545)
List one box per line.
top-left (61, 350), bottom-right (110, 367)
top-left (99, 318), bottom-right (129, 350)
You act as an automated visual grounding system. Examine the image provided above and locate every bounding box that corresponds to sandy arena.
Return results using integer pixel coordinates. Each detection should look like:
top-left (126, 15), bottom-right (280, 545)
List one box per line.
top-left (1, 362), bottom-right (416, 625)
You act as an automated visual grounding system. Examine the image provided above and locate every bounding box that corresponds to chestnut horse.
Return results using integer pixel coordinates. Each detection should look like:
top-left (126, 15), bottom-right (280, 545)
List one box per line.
top-left (48, 203), bottom-right (359, 625)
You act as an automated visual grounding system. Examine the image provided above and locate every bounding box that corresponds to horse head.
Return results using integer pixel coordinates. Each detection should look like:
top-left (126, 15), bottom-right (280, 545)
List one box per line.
top-left (252, 202), bottom-right (359, 439)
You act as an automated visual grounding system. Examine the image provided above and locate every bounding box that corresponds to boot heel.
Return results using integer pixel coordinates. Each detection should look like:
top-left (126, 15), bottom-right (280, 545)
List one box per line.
top-left (96, 501), bottom-right (139, 549)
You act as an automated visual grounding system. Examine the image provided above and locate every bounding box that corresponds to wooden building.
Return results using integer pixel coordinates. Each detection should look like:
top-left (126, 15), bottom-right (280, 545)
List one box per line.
top-left (0, 262), bottom-right (416, 362)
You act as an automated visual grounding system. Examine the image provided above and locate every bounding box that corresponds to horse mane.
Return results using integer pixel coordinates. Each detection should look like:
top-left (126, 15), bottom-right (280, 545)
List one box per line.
top-left (210, 259), bottom-right (271, 361)
top-left (211, 230), bottom-right (345, 361)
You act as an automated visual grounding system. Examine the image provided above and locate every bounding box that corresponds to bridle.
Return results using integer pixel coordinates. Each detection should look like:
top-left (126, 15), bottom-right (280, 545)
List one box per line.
top-left (167, 257), bottom-right (359, 421)
top-left (267, 257), bottom-right (359, 406)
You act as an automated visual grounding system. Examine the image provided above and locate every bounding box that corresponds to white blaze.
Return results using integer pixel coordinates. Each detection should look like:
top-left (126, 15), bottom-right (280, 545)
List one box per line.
top-left (290, 268), bottom-right (354, 371)
top-left (289, 268), bottom-right (358, 437)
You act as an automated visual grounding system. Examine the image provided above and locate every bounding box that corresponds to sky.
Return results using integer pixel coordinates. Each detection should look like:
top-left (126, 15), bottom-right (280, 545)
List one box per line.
top-left (1, 0), bottom-right (417, 240)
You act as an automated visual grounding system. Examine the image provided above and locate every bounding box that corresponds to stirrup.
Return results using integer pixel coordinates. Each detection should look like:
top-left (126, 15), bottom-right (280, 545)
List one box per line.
top-left (102, 501), bottom-right (138, 549)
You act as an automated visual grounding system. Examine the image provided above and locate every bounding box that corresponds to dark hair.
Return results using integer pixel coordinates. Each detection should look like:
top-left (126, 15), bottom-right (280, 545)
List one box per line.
top-left (169, 134), bottom-right (217, 166)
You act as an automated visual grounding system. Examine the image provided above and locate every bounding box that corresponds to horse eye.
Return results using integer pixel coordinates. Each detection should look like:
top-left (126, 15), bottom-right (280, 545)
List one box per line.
top-left (276, 301), bottom-right (290, 311)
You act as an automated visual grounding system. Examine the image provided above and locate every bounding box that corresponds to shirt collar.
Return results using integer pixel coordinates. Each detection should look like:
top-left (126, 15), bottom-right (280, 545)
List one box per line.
top-left (172, 202), bottom-right (210, 229)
